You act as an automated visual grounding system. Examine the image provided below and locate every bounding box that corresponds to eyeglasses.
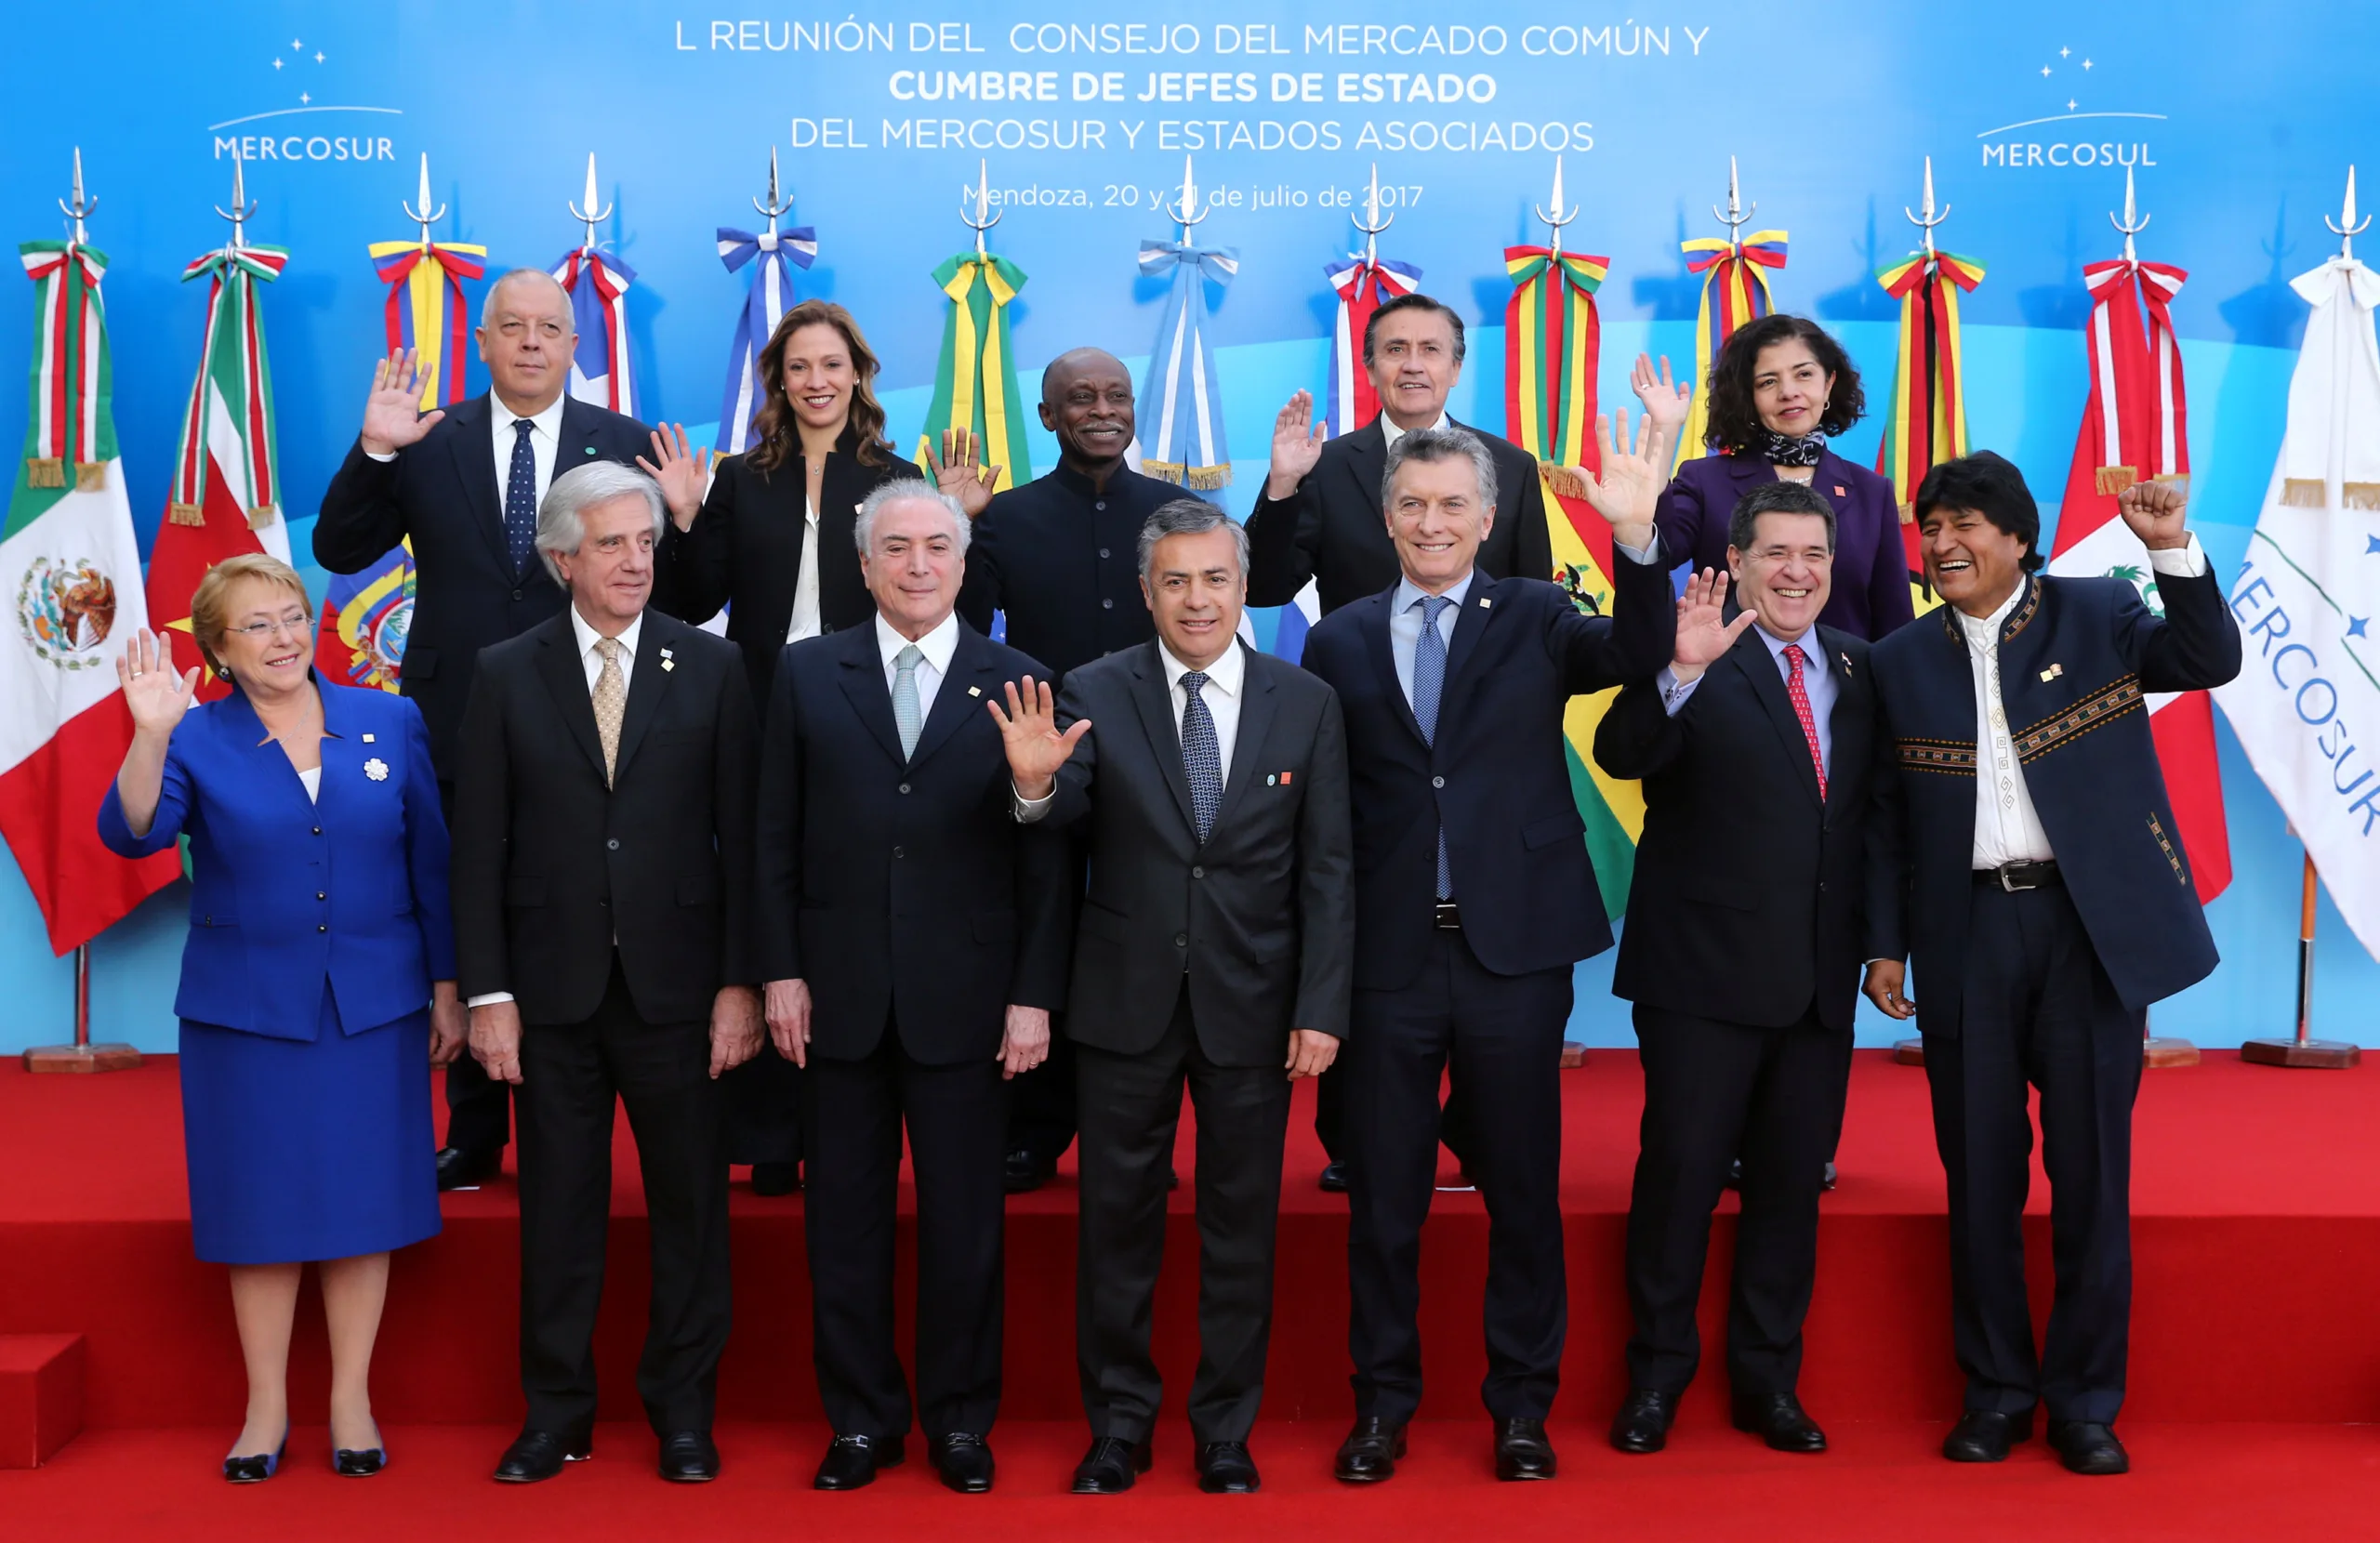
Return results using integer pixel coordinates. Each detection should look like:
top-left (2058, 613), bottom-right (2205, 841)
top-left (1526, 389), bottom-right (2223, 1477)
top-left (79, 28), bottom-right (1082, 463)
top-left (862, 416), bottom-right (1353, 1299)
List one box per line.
top-left (225, 613), bottom-right (312, 640)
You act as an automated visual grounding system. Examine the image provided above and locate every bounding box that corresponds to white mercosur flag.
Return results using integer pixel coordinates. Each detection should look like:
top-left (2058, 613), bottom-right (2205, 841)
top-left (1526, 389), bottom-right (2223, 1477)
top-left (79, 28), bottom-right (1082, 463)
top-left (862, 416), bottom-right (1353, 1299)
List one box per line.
top-left (2214, 252), bottom-right (2380, 956)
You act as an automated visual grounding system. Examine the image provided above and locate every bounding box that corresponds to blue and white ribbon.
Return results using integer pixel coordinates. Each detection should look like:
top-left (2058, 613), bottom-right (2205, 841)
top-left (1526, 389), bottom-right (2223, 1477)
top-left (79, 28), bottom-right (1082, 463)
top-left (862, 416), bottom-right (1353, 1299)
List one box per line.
top-left (1134, 240), bottom-right (1239, 492)
top-left (712, 225), bottom-right (817, 453)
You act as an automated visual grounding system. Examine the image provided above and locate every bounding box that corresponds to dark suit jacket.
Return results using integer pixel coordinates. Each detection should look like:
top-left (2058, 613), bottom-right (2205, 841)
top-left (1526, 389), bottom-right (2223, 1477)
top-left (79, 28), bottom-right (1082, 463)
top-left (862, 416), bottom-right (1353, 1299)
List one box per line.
top-left (753, 622), bottom-right (1072, 1064)
top-left (1656, 450), bottom-right (1915, 641)
top-left (1300, 558), bottom-right (1674, 992)
top-left (313, 393), bottom-right (653, 780)
top-left (1246, 415), bottom-right (1554, 613)
top-left (1037, 639), bottom-right (1353, 1064)
top-left (451, 608), bottom-right (759, 1027)
top-left (654, 427), bottom-right (905, 706)
top-left (1595, 624), bottom-right (1875, 1032)
top-left (1865, 567), bottom-right (2242, 1035)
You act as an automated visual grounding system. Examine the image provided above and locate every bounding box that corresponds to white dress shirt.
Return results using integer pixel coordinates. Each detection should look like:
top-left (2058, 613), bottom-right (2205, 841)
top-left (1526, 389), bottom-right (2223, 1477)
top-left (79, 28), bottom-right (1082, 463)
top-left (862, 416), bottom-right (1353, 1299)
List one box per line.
top-left (786, 494), bottom-right (825, 642)
top-left (366, 390), bottom-right (566, 517)
top-left (877, 609), bottom-right (959, 719)
top-left (1379, 409), bottom-right (1451, 455)
top-left (1014, 637), bottom-right (1247, 822)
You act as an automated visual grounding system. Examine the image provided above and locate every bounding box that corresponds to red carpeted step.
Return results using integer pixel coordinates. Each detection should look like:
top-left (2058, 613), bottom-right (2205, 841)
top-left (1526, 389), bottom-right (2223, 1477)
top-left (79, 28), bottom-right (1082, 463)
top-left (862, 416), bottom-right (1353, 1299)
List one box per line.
top-left (0, 1334), bottom-right (83, 1468)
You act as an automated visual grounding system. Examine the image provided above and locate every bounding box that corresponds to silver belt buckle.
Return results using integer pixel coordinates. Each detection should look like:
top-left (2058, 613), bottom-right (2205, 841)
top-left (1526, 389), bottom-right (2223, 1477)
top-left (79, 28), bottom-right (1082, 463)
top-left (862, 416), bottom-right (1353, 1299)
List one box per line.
top-left (1998, 864), bottom-right (2035, 893)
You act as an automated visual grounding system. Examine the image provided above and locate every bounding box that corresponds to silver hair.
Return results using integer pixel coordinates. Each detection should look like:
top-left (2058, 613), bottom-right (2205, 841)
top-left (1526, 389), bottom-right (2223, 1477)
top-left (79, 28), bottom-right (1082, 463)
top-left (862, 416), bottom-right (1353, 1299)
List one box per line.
top-left (480, 267), bottom-right (573, 332)
top-left (1137, 498), bottom-right (1250, 580)
top-left (853, 479), bottom-right (972, 557)
top-left (535, 461), bottom-right (666, 587)
top-left (1382, 425), bottom-right (1499, 516)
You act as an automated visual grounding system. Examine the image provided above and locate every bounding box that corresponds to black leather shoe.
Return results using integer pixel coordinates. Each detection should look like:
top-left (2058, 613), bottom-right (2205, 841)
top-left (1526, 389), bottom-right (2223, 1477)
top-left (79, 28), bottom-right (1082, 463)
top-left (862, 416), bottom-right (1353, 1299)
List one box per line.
top-left (332, 1445), bottom-right (385, 1477)
top-left (657, 1431), bottom-right (719, 1483)
top-left (435, 1144), bottom-right (501, 1191)
top-left (1732, 1391), bottom-right (1827, 1453)
top-left (929, 1433), bottom-right (995, 1493)
top-left (1197, 1441), bottom-right (1260, 1493)
top-left (1942, 1409), bottom-right (2033, 1463)
top-left (2047, 1420), bottom-right (2129, 1476)
top-left (1319, 1160), bottom-right (1349, 1193)
top-left (494, 1429), bottom-right (590, 1484)
top-left (814, 1432), bottom-right (903, 1490)
top-left (1003, 1149), bottom-right (1050, 1194)
top-left (750, 1161), bottom-right (800, 1196)
top-left (1610, 1389), bottom-right (1678, 1454)
top-left (1168, 1167), bottom-right (1182, 1191)
top-left (1070, 1435), bottom-right (1153, 1494)
top-left (1334, 1416), bottom-right (1407, 1483)
top-left (1494, 1418), bottom-right (1556, 1481)
top-left (222, 1429), bottom-right (286, 1484)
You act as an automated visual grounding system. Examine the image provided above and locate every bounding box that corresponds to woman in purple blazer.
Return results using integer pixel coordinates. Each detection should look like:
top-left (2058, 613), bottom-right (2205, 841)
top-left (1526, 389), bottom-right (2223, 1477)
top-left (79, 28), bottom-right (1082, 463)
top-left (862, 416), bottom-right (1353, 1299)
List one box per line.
top-left (1638, 315), bottom-right (1915, 640)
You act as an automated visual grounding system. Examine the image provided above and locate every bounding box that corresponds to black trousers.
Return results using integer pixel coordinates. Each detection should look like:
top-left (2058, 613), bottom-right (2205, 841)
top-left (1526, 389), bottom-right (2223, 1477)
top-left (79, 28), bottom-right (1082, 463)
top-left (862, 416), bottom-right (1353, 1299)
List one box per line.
top-left (515, 955), bottom-right (731, 1438)
top-left (1315, 1055), bottom-right (1472, 1169)
top-left (1075, 985), bottom-right (1291, 1444)
top-left (1344, 929), bottom-right (1573, 1425)
top-left (438, 780), bottom-right (513, 1155)
top-left (801, 1028), bottom-right (1008, 1440)
top-left (723, 1042), bottom-right (803, 1167)
top-left (1624, 1003), bottom-right (1852, 1398)
top-left (1924, 879), bottom-right (2143, 1425)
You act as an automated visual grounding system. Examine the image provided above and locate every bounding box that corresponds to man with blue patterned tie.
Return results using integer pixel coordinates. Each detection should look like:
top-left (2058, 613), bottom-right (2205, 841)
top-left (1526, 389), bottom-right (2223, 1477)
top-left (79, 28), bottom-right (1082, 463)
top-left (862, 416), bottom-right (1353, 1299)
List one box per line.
top-left (317, 268), bottom-right (658, 1190)
top-left (994, 500), bottom-right (1354, 1497)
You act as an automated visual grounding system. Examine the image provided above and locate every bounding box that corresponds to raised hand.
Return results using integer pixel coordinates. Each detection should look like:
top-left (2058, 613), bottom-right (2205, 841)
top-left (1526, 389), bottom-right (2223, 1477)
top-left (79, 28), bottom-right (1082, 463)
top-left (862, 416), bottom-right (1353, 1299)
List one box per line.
top-left (359, 349), bottom-right (443, 456)
top-left (2116, 477), bottom-right (2190, 551)
top-left (116, 628), bottom-right (200, 739)
top-left (1631, 352), bottom-right (1691, 438)
top-left (927, 426), bottom-right (1002, 517)
top-left (637, 423), bottom-right (711, 531)
top-left (1671, 569), bottom-right (1755, 681)
top-left (1565, 408), bottom-right (1669, 550)
top-left (1264, 389), bottom-right (1327, 499)
top-left (988, 675), bottom-right (1091, 800)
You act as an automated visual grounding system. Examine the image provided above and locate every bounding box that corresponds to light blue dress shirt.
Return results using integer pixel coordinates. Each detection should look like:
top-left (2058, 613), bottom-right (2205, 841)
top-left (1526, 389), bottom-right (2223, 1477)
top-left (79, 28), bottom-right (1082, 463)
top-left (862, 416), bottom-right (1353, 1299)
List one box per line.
top-left (1659, 620), bottom-right (1837, 781)
top-left (1389, 537), bottom-right (1661, 713)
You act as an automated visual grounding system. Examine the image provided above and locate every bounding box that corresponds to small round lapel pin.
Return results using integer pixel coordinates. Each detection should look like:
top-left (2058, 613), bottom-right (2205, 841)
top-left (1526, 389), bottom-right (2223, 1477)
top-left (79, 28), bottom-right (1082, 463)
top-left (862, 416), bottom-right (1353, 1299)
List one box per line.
top-left (364, 758), bottom-right (390, 782)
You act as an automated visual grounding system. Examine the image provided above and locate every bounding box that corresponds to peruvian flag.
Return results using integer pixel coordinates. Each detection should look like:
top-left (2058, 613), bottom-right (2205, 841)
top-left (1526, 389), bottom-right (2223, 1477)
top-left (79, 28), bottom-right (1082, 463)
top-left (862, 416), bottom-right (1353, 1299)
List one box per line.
top-left (149, 242), bottom-right (294, 701)
top-left (0, 242), bottom-right (178, 952)
top-left (1323, 256), bottom-right (1421, 437)
top-left (2047, 256), bottom-right (2232, 902)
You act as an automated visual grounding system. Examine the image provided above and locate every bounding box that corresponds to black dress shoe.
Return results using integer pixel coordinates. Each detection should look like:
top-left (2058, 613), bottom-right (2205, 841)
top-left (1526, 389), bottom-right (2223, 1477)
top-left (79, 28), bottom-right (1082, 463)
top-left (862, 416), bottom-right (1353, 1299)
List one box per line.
top-left (332, 1445), bottom-right (386, 1477)
top-left (750, 1161), bottom-right (800, 1196)
top-left (1070, 1435), bottom-right (1153, 1494)
top-left (1334, 1416), bottom-right (1407, 1483)
top-left (1494, 1418), bottom-right (1556, 1481)
top-left (222, 1429), bottom-right (287, 1484)
top-left (814, 1432), bottom-right (903, 1490)
top-left (494, 1429), bottom-right (591, 1484)
top-left (2047, 1420), bottom-right (2129, 1476)
top-left (1197, 1441), bottom-right (1260, 1494)
top-left (435, 1144), bottom-right (501, 1191)
top-left (1318, 1160), bottom-right (1350, 1193)
top-left (1732, 1391), bottom-right (1827, 1453)
top-left (1003, 1149), bottom-right (1051, 1194)
top-left (1610, 1389), bottom-right (1678, 1454)
top-left (929, 1433), bottom-right (995, 1493)
top-left (657, 1431), bottom-right (720, 1483)
top-left (1942, 1408), bottom-right (2033, 1463)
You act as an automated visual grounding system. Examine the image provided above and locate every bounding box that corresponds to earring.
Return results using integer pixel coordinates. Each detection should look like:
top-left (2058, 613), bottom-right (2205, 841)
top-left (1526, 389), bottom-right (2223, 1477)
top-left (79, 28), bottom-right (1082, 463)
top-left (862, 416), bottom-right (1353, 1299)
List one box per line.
top-left (213, 664), bottom-right (231, 680)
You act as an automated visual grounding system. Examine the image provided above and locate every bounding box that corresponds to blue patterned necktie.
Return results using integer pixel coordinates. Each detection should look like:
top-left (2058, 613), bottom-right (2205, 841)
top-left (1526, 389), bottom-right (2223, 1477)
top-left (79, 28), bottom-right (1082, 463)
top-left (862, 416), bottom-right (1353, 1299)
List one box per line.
top-left (1411, 593), bottom-right (1455, 900)
top-left (504, 417), bottom-right (538, 574)
top-left (1180, 670), bottom-right (1223, 842)
top-left (892, 644), bottom-right (924, 760)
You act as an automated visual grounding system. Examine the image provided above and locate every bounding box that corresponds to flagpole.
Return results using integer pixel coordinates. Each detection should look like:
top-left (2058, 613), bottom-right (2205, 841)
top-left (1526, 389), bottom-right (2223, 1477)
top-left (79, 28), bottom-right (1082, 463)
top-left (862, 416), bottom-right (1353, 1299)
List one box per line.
top-left (2241, 853), bottom-right (2360, 1068)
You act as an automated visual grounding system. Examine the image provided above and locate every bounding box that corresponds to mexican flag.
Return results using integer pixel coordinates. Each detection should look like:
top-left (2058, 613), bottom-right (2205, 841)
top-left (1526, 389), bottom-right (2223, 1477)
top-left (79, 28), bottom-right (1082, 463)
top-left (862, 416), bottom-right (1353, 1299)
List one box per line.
top-left (0, 242), bottom-right (178, 953)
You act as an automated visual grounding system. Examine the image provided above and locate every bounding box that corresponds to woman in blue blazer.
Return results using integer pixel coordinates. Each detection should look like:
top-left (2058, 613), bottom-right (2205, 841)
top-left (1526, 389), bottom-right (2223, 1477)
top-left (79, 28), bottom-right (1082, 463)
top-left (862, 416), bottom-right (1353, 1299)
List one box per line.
top-left (98, 555), bottom-right (463, 1484)
top-left (1636, 316), bottom-right (1917, 640)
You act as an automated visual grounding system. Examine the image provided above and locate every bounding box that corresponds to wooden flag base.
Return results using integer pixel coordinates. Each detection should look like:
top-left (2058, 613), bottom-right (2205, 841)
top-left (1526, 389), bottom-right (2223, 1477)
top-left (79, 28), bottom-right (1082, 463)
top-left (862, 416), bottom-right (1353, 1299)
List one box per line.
top-left (2241, 1037), bottom-right (2361, 1069)
top-left (1560, 1041), bottom-right (1588, 1069)
top-left (2142, 1037), bottom-right (2201, 1068)
top-left (1893, 1038), bottom-right (1925, 1066)
top-left (21, 1043), bottom-right (141, 1075)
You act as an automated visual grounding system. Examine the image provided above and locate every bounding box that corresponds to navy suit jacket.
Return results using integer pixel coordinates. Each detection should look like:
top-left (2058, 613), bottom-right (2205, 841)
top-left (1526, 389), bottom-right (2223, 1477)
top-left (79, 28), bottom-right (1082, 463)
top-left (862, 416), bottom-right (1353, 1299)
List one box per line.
top-left (1657, 449), bottom-right (1914, 641)
top-left (1865, 567), bottom-right (2242, 1035)
top-left (1301, 556), bottom-right (1675, 992)
top-left (98, 682), bottom-right (455, 1041)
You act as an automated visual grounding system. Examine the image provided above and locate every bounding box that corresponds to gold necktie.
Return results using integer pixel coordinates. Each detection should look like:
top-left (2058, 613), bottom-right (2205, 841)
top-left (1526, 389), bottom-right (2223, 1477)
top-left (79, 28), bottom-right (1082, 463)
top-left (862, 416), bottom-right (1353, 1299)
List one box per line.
top-left (592, 637), bottom-right (626, 786)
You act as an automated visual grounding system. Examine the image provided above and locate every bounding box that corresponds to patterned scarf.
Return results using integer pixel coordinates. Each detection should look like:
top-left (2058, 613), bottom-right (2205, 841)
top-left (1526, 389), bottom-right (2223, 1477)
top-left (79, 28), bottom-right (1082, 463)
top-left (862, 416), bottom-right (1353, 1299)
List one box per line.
top-left (1762, 429), bottom-right (1828, 467)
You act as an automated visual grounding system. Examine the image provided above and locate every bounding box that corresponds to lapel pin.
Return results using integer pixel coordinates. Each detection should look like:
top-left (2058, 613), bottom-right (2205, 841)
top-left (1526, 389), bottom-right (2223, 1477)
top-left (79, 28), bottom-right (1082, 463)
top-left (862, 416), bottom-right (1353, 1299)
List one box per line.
top-left (1267, 773), bottom-right (1276, 785)
top-left (1478, 596), bottom-right (1491, 609)
top-left (660, 646), bottom-right (674, 659)
top-left (361, 732), bottom-right (376, 744)
top-left (968, 685), bottom-right (983, 697)
top-left (1281, 771), bottom-right (1294, 785)
top-left (1840, 652), bottom-right (1852, 674)
top-left (661, 658), bottom-right (676, 672)
top-left (364, 758), bottom-right (390, 782)
top-left (2040, 664), bottom-right (2064, 681)
top-left (1834, 484), bottom-right (1847, 496)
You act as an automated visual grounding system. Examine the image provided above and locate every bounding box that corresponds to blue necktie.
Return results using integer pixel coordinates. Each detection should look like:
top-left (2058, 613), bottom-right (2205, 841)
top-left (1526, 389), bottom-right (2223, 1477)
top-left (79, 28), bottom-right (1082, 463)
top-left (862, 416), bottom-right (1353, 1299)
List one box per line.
top-left (504, 418), bottom-right (538, 574)
top-left (892, 644), bottom-right (923, 761)
top-left (1180, 670), bottom-right (1223, 842)
top-left (1411, 593), bottom-right (1454, 900)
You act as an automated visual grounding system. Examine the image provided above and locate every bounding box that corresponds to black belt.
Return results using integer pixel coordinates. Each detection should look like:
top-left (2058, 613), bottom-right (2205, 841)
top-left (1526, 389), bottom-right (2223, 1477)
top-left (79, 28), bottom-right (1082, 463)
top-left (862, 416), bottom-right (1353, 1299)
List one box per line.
top-left (1434, 901), bottom-right (1463, 930)
top-left (1975, 859), bottom-right (2061, 892)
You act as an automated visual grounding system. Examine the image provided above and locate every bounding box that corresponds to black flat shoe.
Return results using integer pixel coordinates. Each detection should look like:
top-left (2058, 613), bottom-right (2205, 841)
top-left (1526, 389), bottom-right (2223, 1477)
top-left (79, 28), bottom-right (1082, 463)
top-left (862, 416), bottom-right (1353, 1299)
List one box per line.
top-left (1071, 1435), bottom-right (1152, 1494)
top-left (1610, 1389), bottom-right (1678, 1454)
top-left (223, 1429), bottom-right (287, 1484)
top-left (1732, 1391), bottom-right (1827, 1453)
top-left (1318, 1160), bottom-right (1349, 1193)
top-left (1197, 1441), bottom-right (1260, 1494)
top-left (1942, 1409), bottom-right (2032, 1463)
top-left (332, 1445), bottom-right (386, 1477)
top-left (435, 1144), bottom-right (502, 1191)
top-left (815, 1432), bottom-right (902, 1490)
top-left (750, 1161), bottom-right (801, 1196)
top-left (1334, 1416), bottom-right (1406, 1483)
top-left (2047, 1420), bottom-right (2129, 1476)
top-left (657, 1431), bottom-right (720, 1483)
top-left (494, 1429), bottom-right (591, 1484)
top-left (1493, 1417), bottom-right (1556, 1481)
top-left (929, 1432), bottom-right (995, 1493)
top-left (1003, 1149), bottom-right (1050, 1194)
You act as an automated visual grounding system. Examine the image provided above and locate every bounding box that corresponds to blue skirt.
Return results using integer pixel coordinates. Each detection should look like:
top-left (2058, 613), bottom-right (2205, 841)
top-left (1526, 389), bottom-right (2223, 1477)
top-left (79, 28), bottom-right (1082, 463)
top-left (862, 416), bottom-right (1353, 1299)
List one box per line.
top-left (178, 988), bottom-right (442, 1266)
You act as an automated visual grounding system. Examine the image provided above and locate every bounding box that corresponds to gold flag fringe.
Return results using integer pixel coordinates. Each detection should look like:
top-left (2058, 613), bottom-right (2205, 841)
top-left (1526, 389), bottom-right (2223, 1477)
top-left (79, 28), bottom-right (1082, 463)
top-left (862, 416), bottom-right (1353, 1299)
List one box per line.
top-left (2094, 465), bottom-right (2139, 495)
top-left (26, 457), bottom-right (64, 488)
top-left (167, 501), bottom-right (206, 527)
top-left (2347, 482), bottom-right (2380, 510)
top-left (1140, 459), bottom-right (1185, 484)
top-left (1183, 464), bottom-right (1232, 492)
top-left (73, 461), bottom-right (103, 490)
top-left (2281, 479), bottom-right (2325, 507)
top-left (246, 504), bottom-right (278, 532)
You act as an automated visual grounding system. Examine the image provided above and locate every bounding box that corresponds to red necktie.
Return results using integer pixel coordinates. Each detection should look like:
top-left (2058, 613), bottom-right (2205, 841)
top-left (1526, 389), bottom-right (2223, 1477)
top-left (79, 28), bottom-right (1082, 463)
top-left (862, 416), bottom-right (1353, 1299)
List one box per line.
top-left (1783, 643), bottom-right (1828, 801)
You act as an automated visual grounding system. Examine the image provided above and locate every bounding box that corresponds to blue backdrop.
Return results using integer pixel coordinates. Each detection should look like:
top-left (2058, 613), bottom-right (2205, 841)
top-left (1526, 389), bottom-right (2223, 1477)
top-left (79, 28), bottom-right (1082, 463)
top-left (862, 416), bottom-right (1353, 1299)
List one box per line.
top-left (4, 0), bottom-right (2373, 1050)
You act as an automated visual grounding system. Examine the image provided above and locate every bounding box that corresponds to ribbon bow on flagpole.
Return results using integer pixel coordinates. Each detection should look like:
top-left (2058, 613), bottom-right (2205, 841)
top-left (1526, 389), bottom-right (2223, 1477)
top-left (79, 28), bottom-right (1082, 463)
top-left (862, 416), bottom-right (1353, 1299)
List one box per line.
top-left (168, 243), bottom-right (291, 530)
top-left (1874, 249), bottom-right (1986, 520)
top-left (713, 223), bottom-right (815, 453)
top-left (367, 240), bottom-right (488, 408)
top-left (1135, 239), bottom-right (1240, 491)
top-left (18, 242), bottom-right (111, 490)
top-left (551, 246), bottom-right (640, 416)
top-left (917, 250), bottom-right (1030, 493)
top-left (1322, 256), bottom-right (1421, 436)
top-left (1673, 230), bottom-right (1789, 468)
top-left (2081, 257), bottom-right (2190, 495)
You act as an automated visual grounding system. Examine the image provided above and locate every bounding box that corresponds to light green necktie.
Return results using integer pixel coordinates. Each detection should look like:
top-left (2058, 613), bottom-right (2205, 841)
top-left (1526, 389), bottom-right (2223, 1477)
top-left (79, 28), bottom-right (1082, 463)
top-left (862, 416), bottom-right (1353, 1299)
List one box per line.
top-left (892, 643), bottom-right (923, 760)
